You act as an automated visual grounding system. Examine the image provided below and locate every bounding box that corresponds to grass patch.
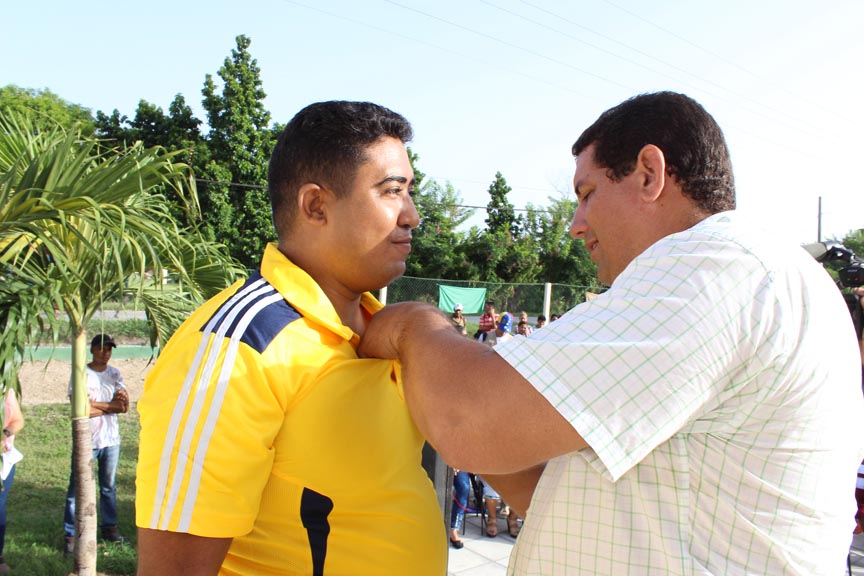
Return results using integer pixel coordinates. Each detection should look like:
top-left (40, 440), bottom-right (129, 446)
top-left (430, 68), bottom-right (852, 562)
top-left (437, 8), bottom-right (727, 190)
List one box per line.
top-left (6, 403), bottom-right (139, 575)
top-left (35, 319), bottom-right (151, 345)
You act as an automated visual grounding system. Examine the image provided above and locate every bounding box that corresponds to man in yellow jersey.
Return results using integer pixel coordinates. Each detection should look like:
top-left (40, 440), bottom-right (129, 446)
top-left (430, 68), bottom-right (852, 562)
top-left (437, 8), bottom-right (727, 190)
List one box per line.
top-left (136, 101), bottom-right (446, 575)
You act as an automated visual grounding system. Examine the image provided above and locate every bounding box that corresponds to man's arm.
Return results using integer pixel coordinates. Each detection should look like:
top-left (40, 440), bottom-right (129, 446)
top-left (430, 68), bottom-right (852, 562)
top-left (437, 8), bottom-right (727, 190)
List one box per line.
top-left (137, 528), bottom-right (232, 576)
top-left (89, 389), bottom-right (129, 417)
top-left (360, 302), bottom-right (587, 475)
top-left (482, 464), bottom-right (546, 518)
top-left (2, 392), bottom-right (24, 453)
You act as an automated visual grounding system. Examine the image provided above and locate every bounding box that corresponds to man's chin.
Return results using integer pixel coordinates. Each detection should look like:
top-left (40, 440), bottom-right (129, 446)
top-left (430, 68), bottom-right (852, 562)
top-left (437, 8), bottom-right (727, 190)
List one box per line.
top-left (369, 262), bottom-right (407, 292)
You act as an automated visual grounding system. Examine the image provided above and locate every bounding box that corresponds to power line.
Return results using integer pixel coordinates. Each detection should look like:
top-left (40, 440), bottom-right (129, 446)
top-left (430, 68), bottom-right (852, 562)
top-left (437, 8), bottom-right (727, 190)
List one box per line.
top-left (277, 0), bottom-right (830, 160)
top-left (276, 0), bottom-right (593, 99)
top-left (507, 0), bottom-right (822, 133)
top-left (196, 178), bottom-right (265, 190)
top-left (428, 175), bottom-right (564, 194)
top-left (377, 0), bottom-right (823, 160)
top-left (598, 0), bottom-right (846, 122)
top-left (379, 0), bottom-right (635, 91)
top-left (194, 178), bottom-right (559, 215)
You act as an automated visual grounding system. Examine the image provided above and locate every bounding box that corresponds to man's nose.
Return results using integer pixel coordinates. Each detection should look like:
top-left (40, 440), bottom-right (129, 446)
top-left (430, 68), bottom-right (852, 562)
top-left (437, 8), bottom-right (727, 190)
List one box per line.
top-left (569, 205), bottom-right (587, 239)
top-left (401, 196), bottom-right (420, 230)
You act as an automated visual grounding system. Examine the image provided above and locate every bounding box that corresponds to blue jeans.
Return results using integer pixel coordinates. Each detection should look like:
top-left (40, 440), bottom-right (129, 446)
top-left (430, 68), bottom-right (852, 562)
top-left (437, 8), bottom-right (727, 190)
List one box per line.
top-left (0, 463), bottom-right (16, 556)
top-left (64, 444), bottom-right (120, 538)
top-left (450, 471), bottom-right (471, 531)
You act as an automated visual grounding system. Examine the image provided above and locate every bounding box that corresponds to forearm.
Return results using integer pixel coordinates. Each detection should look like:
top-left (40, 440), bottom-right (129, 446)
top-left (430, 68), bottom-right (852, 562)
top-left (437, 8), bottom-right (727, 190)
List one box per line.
top-left (482, 463), bottom-right (546, 518)
top-left (398, 316), bottom-right (503, 469)
top-left (360, 302), bottom-right (587, 473)
top-left (90, 401), bottom-right (108, 417)
top-left (4, 420), bottom-right (23, 436)
top-left (89, 400), bottom-right (126, 417)
top-left (4, 394), bottom-right (24, 434)
top-left (390, 304), bottom-right (587, 474)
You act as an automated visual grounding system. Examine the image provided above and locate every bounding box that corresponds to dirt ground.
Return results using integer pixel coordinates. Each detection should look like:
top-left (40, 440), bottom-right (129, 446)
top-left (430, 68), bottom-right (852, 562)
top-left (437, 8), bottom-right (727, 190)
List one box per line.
top-left (17, 358), bottom-right (153, 406)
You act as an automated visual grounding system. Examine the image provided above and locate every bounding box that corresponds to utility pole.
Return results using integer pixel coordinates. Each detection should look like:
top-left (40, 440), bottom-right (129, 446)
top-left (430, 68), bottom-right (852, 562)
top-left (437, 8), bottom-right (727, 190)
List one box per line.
top-left (817, 196), bottom-right (822, 242)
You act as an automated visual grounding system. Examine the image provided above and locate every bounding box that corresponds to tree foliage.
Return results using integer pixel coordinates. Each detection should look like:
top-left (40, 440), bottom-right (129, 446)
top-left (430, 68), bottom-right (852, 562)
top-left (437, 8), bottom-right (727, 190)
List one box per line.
top-left (0, 110), bottom-right (240, 574)
top-left (407, 178), bottom-right (474, 279)
top-left (4, 37), bottom-right (603, 294)
top-left (95, 95), bottom-right (203, 162)
top-left (200, 34), bottom-right (276, 269)
top-left (528, 196), bottom-right (597, 286)
top-left (0, 85), bottom-right (95, 133)
top-left (841, 229), bottom-right (864, 260)
top-left (485, 171), bottom-right (521, 237)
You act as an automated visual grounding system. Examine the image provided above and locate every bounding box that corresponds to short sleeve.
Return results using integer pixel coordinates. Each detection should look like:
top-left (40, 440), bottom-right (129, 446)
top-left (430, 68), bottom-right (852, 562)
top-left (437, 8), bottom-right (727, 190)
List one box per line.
top-left (496, 233), bottom-right (772, 481)
top-left (136, 331), bottom-right (285, 536)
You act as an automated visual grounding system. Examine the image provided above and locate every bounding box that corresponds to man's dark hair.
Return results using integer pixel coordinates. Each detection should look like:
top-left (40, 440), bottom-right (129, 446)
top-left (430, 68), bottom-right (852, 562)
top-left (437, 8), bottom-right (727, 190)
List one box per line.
top-left (572, 91), bottom-right (735, 214)
top-left (268, 101), bottom-right (413, 236)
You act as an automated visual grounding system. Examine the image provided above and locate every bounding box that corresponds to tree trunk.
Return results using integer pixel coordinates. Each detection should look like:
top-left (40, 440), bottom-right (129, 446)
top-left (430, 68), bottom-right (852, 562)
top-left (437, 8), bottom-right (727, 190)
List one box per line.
top-left (71, 418), bottom-right (96, 575)
top-left (70, 331), bottom-right (97, 575)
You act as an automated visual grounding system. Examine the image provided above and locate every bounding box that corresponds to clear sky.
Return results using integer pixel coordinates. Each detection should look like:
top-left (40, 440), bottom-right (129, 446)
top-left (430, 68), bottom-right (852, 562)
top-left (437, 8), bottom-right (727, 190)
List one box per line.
top-left (3, 0), bottom-right (862, 245)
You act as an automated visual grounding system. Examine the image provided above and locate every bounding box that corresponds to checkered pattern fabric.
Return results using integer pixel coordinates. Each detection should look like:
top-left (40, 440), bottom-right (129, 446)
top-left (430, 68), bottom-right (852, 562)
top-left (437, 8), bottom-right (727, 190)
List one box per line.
top-left (497, 212), bottom-right (864, 575)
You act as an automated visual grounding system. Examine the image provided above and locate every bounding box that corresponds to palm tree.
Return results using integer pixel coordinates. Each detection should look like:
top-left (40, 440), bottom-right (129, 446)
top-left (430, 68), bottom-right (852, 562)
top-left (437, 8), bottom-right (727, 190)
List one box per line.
top-left (0, 111), bottom-right (241, 575)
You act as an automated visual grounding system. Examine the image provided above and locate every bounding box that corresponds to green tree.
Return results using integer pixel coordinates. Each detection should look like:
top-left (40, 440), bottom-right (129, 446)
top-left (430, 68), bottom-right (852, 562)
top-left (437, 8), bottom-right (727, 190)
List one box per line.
top-left (530, 196), bottom-right (597, 286)
top-left (0, 111), bottom-right (240, 575)
top-left (92, 108), bottom-right (128, 142)
top-left (95, 95), bottom-right (205, 165)
top-left (485, 171), bottom-right (521, 238)
top-left (407, 148), bottom-right (425, 189)
top-left (482, 172), bottom-right (539, 282)
top-left (95, 96), bottom-right (208, 228)
top-left (841, 229), bottom-right (864, 260)
top-left (201, 34), bottom-right (276, 269)
top-left (407, 179), bottom-right (474, 278)
top-left (0, 85), bottom-right (95, 133)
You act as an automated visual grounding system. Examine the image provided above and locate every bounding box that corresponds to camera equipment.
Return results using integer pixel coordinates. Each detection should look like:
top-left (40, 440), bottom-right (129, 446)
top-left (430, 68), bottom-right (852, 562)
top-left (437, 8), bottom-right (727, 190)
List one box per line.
top-left (804, 242), bottom-right (864, 338)
top-left (803, 242), bottom-right (864, 288)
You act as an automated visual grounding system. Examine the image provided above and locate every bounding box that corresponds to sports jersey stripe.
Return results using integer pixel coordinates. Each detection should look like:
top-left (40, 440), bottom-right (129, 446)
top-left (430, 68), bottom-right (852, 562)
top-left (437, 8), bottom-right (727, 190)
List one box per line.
top-left (300, 488), bottom-right (335, 576)
top-left (149, 276), bottom-right (268, 528)
top-left (178, 290), bottom-right (285, 531)
top-left (149, 277), bottom-right (272, 528)
top-left (160, 283), bottom-right (277, 529)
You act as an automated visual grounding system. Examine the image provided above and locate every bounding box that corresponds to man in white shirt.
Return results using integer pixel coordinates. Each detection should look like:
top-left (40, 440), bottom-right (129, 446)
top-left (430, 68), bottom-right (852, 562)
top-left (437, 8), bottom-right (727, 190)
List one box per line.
top-left (63, 333), bottom-right (129, 554)
top-left (360, 92), bottom-right (864, 575)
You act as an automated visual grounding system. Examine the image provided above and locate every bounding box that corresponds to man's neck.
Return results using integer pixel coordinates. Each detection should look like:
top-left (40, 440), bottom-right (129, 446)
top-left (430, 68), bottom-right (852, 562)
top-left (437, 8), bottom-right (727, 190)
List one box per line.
top-left (279, 241), bottom-right (370, 338)
top-left (88, 361), bottom-right (108, 372)
top-left (333, 299), bottom-right (368, 338)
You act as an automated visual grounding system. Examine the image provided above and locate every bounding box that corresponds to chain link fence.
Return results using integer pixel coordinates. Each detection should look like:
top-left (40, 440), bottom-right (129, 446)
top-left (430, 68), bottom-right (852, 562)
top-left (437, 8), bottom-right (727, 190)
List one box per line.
top-left (381, 276), bottom-right (597, 317)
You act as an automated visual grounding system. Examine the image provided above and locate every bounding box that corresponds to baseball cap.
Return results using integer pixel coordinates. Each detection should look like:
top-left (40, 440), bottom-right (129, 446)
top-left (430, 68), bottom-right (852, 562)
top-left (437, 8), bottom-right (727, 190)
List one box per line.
top-left (90, 334), bottom-right (117, 349)
top-left (454, 303), bottom-right (463, 311)
top-left (497, 313), bottom-right (512, 333)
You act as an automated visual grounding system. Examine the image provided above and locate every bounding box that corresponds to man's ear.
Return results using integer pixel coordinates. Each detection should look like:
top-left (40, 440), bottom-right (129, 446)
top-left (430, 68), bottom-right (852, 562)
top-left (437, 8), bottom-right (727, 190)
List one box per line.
top-left (296, 183), bottom-right (330, 226)
top-left (635, 144), bottom-right (666, 202)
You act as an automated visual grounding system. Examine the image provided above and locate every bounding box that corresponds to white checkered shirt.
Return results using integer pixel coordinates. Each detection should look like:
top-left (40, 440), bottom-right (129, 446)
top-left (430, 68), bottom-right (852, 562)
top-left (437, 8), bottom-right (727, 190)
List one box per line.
top-left (497, 212), bottom-right (864, 575)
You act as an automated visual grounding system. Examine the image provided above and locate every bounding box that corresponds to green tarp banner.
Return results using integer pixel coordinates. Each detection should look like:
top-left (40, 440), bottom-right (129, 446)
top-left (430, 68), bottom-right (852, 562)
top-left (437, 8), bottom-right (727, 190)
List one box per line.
top-left (438, 285), bottom-right (487, 314)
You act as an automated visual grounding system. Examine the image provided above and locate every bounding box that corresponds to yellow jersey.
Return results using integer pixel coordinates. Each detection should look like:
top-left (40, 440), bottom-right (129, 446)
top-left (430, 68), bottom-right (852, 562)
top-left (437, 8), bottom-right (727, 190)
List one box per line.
top-left (136, 243), bottom-right (446, 575)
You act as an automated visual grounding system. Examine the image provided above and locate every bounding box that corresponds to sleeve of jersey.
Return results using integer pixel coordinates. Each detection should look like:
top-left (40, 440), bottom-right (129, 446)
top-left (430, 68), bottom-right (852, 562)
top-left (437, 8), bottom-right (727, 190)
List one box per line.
top-left (496, 236), bottom-right (773, 482)
top-left (136, 320), bottom-right (292, 538)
